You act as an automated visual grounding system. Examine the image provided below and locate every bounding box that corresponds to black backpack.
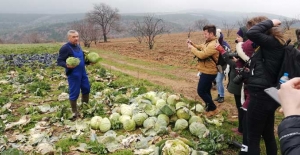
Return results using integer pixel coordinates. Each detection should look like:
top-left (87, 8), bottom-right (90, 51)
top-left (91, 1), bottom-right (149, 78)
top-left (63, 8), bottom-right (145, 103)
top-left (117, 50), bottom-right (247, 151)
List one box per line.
top-left (277, 42), bottom-right (300, 82)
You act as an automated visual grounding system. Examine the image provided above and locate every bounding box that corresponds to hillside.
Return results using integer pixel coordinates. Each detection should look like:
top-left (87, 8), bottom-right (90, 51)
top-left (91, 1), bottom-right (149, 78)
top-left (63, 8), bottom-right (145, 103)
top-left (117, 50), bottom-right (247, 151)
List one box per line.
top-left (0, 10), bottom-right (298, 43)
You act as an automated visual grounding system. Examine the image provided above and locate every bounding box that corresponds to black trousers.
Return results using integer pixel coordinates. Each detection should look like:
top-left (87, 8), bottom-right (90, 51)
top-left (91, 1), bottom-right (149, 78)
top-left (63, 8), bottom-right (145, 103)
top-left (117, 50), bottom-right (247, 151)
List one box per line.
top-left (247, 86), bottom-right (280, 155)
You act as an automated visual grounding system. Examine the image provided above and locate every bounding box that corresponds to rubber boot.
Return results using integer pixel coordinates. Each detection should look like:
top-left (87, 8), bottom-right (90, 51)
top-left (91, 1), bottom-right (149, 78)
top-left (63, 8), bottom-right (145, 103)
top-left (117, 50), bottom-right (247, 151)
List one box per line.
top-left (70, 100), bottom-right (80, 121)
top-left (81, 94), bottom-right (89, 104)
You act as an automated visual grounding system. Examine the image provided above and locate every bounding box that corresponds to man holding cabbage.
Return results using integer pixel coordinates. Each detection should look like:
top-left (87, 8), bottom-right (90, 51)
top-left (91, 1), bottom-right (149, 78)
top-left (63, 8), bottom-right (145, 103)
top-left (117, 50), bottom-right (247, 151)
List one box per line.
top-left (57, 30), bottom-right (98, 120)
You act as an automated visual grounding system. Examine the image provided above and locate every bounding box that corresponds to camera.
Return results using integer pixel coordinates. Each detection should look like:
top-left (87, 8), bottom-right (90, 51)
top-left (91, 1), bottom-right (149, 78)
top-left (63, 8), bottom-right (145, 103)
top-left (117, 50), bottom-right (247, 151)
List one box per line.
top-left (232, 73), bottom-right (244, 84)
top-left (232, 68), bottom-right (244, 84)
top-left (228, 52), bottom-right (239, 59)
top-left (235, 39), bottom-right (239, 43)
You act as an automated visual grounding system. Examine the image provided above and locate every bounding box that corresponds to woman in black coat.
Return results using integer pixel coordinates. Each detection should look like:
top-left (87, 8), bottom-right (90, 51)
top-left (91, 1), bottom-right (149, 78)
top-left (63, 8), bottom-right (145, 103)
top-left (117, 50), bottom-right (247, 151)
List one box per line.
top-left (246, 19), bottom-right (286, 155)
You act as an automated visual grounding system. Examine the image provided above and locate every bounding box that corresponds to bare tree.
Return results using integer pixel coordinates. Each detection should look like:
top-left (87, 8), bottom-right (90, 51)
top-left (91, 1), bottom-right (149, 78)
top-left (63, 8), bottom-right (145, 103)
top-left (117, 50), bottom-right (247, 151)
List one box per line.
top-left (130, 20), bottom-right (143, 44)
top-left (187, 27), bottom-right (194, 39)
top-left (72, 20), bottom-right (99, 47)
top-left (194, 19), bottom-right (210, 30)
top-left (222, 21), bottom-right (236, 38)
top-left (0, 38), bottom-right (3, 44)
top-left (139, 15), bottom-right (170, 49)
top-left (27, 33), bottom-right (41, 43)
top-left (281, 17), bottom-right (299, 30)
top-left (236, 17), bottom-right (249, 28)
top-left (86, 3), bottom-right (120, 42)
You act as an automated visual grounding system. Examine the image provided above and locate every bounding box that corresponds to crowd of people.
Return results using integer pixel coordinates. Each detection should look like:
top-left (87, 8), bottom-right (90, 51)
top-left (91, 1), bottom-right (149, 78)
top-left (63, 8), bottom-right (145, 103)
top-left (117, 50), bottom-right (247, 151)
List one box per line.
top-left (187, 16), bottom-right (300, 155)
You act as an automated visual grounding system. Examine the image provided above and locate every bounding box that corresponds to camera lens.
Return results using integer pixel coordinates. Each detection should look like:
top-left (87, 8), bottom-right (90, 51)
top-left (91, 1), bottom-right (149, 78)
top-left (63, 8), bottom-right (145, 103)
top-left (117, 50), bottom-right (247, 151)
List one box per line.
top-left (235, 40), bottom-right (238, 43)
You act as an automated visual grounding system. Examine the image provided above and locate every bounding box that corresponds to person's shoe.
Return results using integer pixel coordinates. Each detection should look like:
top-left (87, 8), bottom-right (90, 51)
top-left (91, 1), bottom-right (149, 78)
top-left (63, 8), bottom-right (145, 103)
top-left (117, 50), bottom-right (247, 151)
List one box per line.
top-left (214, 94), bottom-right (220, 101)
top-left (69, 112), bottom-right (81, 121)
top-left (206, 108), bottom-right (219, 117)
top-left (218, 97), bottom-right (224, 103)
top-left (207, 103), bottom-right (217, 112)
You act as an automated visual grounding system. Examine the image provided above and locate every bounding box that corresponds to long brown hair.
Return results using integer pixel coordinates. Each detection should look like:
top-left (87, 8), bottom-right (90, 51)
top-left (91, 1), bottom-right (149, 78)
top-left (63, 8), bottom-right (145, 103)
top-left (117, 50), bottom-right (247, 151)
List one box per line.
top-left (246, 16), bottom-right (269, 29)
top-left (268, 27), bottom-right (286, 45)
top-left (247, 16), bottom-right (285, 45)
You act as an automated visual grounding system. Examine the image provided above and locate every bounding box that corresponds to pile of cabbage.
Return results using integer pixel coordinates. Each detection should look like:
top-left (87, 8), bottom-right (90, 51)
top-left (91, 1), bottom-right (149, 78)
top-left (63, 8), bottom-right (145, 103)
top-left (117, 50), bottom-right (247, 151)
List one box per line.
top-left (90, 91), bottom-right (224, 140)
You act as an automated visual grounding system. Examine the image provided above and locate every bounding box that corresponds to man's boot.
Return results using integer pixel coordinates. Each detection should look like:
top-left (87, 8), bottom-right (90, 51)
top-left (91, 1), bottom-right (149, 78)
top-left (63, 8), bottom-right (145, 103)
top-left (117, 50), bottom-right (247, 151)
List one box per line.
top-left (70, 100), bottom-right (80, 120)
top-left (82, 94), bottom-right (89, 104)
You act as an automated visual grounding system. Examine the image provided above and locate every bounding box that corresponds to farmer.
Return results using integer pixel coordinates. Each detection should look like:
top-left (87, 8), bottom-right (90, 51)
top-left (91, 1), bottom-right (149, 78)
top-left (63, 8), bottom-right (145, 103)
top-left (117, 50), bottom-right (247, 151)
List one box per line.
top-left (57, 30), bottom-right (91, 120)
top-left (187, 25), bottom-right (219, 115)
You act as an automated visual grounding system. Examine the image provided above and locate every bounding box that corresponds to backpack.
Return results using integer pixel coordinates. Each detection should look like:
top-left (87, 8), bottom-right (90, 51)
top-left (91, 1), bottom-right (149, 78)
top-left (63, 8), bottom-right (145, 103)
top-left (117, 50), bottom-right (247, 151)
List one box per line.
top-left (277, 43), bottom-right (300, 82)
top-left (210, 45), bottom-right (228, 72)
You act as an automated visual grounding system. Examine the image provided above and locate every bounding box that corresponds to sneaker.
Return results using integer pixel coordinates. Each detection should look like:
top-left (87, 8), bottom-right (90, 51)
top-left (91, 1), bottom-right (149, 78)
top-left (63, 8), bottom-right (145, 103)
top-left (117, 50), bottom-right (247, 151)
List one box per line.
top-left (217, 97), bottom-right (224, 103)
top-left (214, 94), bottom-right (220, 101)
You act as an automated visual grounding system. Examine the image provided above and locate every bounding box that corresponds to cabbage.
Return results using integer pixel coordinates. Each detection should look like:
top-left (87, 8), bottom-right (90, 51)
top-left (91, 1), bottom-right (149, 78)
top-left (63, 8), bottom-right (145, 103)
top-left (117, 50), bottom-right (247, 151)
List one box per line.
top-left (156, 99), bottom-right (166, 109)
top-left (154, 119), bottom-right (168, 135)
top-left (160, 104), bottom-right (175, 116)
top-left (109, 113), bottom-right (122, 130)
top-left (155, 118), bottom-right (168, 127)
top-left (120, 104), bottom-right (133, 116)
top-left (119, 115), bottom-right (131, 124)
top-left (87, 52), bottom-right (101, 63)
top-left (169, 115), bottom-right (178, 123)
top-left (175, 102), bottom-right (188, 110)
top-left (90, 116), bottom-right (102, 130)
top-left (189, 122), bottom-right (209, 138)
top-left (114, 94), bottom-right (129, 103)
top-left (143, 117), bottom-right (157, 128)
top-left (176, 107), bottom-right (191, 120)
top-left (66, 57), bottom-right (80, 67)
top-left (109, 113), bottom-right (121, 121)
top-left (167, 94), bottom-right (180, 106)
top-left (157, 114), bottom-right (170, 124)
top-left (144, 104), bottom-right (157, 116)
top-left (191, 104), bottom-right (205, 113)
top-left (174, 119), bottom-right (188, 131)
top-left (189, 116), bottom-right (203, 125)
top-left (132, 113), bottom-right (148, 126)
top-left (99, 117), bottom-right (111, 132)
top-left (143, 91), bottom-right (158, 104)
top-left (162, 139), bottom-right (190, 155)
top-left (123, 119), bottom-right (136, 131)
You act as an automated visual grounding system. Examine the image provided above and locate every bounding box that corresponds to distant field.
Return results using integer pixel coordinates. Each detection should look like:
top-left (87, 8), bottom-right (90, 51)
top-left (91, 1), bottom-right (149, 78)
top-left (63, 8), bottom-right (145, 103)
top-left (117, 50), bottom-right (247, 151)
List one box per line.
top-left (0, 43), bottom-right (62, 54)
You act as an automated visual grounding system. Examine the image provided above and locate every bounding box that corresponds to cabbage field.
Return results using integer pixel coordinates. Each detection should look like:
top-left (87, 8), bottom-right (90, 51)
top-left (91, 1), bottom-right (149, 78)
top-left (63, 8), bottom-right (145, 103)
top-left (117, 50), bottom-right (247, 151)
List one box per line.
top-left (0, 44), bottom-right (241, 155)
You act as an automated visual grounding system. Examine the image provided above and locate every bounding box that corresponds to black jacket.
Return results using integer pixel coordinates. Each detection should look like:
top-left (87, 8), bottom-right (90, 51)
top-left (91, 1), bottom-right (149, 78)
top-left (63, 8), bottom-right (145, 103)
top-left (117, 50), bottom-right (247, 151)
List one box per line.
top-left (278, 116), bottom-right (300, 155)
top-left (246, 20), bottom-right (285, 88)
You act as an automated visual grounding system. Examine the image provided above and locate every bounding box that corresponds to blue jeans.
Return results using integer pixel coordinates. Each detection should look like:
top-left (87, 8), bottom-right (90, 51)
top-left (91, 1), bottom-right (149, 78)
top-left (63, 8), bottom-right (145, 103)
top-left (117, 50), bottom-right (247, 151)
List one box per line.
top-left (197, 73), bottom-right (217, 110)
top-left (216, 72), bottom-right (225, 97)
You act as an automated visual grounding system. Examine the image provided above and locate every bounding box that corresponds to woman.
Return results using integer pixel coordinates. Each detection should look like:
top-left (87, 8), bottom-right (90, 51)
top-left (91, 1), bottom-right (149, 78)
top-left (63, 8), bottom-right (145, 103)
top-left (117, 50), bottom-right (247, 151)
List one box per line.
top-left (235, 16), bottom-right (269, 155)
top-left (246, 19), bottom-right (286, 155)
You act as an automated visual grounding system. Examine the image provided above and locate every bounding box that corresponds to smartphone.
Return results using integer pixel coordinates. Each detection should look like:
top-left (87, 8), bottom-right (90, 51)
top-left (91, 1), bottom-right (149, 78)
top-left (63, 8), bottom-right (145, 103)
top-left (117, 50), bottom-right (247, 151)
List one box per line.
top-left (264, 87), bottom-right (281, 105)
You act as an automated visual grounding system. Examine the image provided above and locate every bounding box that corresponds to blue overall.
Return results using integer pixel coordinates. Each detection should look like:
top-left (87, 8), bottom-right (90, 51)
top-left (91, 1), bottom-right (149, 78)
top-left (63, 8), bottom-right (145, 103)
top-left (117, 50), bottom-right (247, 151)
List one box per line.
top-left (67, 45), bottom-right (90, 101)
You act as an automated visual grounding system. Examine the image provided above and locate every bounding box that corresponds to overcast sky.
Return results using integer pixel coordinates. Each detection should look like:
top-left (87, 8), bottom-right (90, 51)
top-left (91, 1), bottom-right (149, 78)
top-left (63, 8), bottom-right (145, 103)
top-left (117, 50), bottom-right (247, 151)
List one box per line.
top-left (0, 0), bottom-right (299, 18)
